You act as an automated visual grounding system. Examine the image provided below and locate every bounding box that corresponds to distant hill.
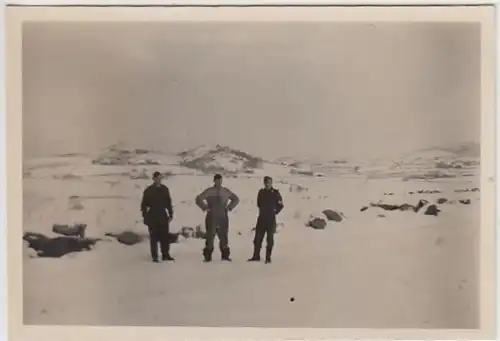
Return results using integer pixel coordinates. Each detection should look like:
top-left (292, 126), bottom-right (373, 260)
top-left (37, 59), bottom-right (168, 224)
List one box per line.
top-left (177, 144), bottom-right (265, 174)
top-left (395, 142), bottom-right (480, 164)
top-left (23, 141), bottom-right (480, 181)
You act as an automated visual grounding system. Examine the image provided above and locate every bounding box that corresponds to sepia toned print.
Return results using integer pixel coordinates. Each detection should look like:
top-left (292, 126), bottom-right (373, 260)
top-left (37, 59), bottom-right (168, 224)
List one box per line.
top-left (5, 5), bottom-right (496, 341)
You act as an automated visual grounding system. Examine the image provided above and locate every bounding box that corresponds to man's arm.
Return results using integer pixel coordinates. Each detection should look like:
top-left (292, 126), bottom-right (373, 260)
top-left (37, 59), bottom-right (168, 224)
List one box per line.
top-left (257, 189), bottom-right (263, 209)
top-left (165, 186), bottom-right (174, 218)
top-left (195, 188), bottom-right (210, 211)
top-left (275, 190), bottom-right (284, 215)
top-left (140, 188), bottom-right (150, 217)
top-left (226, 189), bottom-right (240, 211)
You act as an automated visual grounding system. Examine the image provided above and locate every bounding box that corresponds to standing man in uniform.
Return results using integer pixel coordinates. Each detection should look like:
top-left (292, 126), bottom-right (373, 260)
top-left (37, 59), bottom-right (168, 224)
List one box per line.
top-left (248, 176), bottom-right (284, 264)
top-left (141, 171), bottom-right (175, 263)
top-left (195, 173), bottom-right (240, 262)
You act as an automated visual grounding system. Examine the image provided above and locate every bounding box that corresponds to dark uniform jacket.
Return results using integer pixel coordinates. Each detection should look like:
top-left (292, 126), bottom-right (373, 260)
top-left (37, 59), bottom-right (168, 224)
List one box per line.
top-left (257, 187), bottom-right (284, 216)
top-left (141, 184), bottom-right (174, 225)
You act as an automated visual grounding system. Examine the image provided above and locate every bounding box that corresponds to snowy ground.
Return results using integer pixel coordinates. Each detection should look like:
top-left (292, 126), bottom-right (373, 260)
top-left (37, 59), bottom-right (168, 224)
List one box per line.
top-left (22, 165), bottom-right (480, 329)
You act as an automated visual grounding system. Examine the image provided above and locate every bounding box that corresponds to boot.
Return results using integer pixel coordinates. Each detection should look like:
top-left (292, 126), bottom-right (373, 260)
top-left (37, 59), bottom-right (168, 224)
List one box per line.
top-left (162, 244), bottom-right (175, 261)
top-left (247, 245), bottom-right (261, 262)
top-left (221, 247), bottom-right (232, 261)
top-left (203, 248), bottom-right (212, 262)
top-left (265, 246), bottom-right (273, 264)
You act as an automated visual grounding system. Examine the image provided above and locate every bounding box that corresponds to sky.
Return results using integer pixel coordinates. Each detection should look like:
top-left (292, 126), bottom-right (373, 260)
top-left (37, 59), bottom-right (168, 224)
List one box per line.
top-left (23, 22), bottom-right (480, 160)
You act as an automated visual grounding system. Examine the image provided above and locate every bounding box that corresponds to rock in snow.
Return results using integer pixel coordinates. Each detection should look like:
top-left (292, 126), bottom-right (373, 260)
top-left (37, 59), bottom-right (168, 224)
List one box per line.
top-left (307, 218), bottom-right (327, 230)
top-left (322, 209), bottom-right (344, 222)
top-left (52, 223), bottom-right (87, 238)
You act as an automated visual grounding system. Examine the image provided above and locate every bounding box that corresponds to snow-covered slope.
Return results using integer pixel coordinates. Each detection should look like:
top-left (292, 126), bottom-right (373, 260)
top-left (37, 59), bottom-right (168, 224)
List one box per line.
top-left (22, 142), bottom-right (481, 328)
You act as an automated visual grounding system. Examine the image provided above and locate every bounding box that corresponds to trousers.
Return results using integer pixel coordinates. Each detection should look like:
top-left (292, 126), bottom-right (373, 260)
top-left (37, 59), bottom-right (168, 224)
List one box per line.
top-left (253, 214), bottom-right (276, 253)
top-left (147, 218), bottom-right (170, 260)
top-left (203, 211), bottom-right (230, 256)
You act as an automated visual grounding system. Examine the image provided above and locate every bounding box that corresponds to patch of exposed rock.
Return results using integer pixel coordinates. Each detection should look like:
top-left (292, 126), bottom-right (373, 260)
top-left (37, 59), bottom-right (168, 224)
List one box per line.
top-left (105, 230), bottom-right (180, 245)
top-left (23, 232), bottom-right (100, 258)
top-left (92, 144), bottom-right (160, 166)
top-left (290, 169), bottom-right (315, 177)
top-left (408, 189), bottom-right (442, 195)
top-left (322, 209), bottom-right (344, 222)
top-left (307, 217), bottom-right (327, 230)
top-left (105, 231), bottom-right (144, 245)
top-left (364, 199), bottom-right (437, 215)
top-left (178, 144), bottom-right (264, 174)
top-left (455, 188), bottom-right (480, 193)
top-left (424, 205), bottom-right (440, 216)
top-left (52, 223), bottom-right (87, 238)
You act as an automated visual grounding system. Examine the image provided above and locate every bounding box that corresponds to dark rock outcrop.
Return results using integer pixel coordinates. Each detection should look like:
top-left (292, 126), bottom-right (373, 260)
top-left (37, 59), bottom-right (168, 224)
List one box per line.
top-left (436, 198), bottom-right (448, 204)
top-left (290, 169), bottom-right (315, 177)
top-left (424, 205), bottom-right (440, 216)
top-left (52, 223), bottom-right (87, 238)
top-left (23, 232), bottom-right (99, 258)
top-left (307, 218), bottom-right (327, 230)
top-left (370, 203), bottom-right (401, 211)
top-left (322, 210), bottom-right (344, 222)
top-left (459, 199), bottom-right (471, 205)
top-left (106, 231), bottom-right (180, 245)
top-left (417, 190), bottom-right (441, 194)
top-left (105, 231), bottom-right (143, 245)
top-left (178, 144), bottom-right (264, 173)
top-left (414, 199), bottom-right (429, 213)
top-left (455, 188), bottom-right (471, 193)
top-left (368, 199), bottom-right (429, 213)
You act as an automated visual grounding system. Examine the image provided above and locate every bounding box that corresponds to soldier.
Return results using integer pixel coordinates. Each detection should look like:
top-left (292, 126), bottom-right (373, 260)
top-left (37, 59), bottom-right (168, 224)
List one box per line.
top-left (248, 176), bottom-right (284, 264)
top-left (141, 171), bottom-right (175, 263)
top-left (195, 174), bottom-right (240, 262)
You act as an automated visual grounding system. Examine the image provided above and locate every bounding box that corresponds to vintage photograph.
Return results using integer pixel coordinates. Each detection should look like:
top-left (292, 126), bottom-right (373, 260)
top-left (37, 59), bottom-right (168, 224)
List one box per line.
top-left (7, 6), bottom-right (494, 338)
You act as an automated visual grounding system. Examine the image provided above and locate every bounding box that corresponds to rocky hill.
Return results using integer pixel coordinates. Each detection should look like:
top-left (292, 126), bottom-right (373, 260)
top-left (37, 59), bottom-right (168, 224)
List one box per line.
top-left (177, 144), bottom-right (265, 175)
top-left (24, 141), bottom-right (480, 181)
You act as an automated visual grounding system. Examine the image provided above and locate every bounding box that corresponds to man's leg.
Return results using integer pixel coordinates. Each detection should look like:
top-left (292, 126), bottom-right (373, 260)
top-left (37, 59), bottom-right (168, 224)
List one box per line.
top-left (148, 225), bottom-right (160, 262)
top-left (248, 216), bottom-right (265, 261)
top-left (203, 214), bottom-right (216, 262)
top-left (217, 216), bottom-right (231, 261)
top-left (265, 219), bottom-right (276, 264)
top-left (159, 219), bottom-right (174, 261)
